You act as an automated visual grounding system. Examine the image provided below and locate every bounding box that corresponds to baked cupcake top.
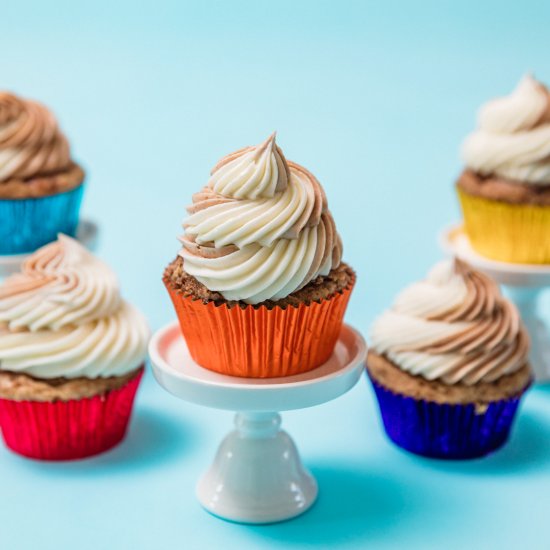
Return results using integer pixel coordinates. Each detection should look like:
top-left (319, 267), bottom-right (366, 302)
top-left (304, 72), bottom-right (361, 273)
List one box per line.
top-left (0, 92), bottom-right (84, 198)
top-left (462, 74), bottom-right (550, 186)
top-left (0, 235), bottom-right (149, 379)
top-left (370, 259), bottom-right (529, 386)
top-left (179, 133), bottom-right (343, 304)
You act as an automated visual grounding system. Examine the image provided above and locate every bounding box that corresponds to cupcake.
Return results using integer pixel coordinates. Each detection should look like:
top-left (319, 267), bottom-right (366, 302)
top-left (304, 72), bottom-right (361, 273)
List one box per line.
top-left (0, 92), bottom-right (85, 254)
top-left (0, 235), bottom-right (149, 460)
top-left (367, 259), bottom-right (531, 459)
top-left (457, 74), bottom-right (550, 263)
top-left (164, 133), bottom-right (355, 378)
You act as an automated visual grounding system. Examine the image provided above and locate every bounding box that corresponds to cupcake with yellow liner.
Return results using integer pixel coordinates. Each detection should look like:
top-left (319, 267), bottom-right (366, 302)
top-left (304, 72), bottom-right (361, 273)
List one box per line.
top-left (0, 91), bottom-right (85, 254)
top-left (457, 74), bottom-right (550, 263)
top-left (367, 259), bottom-right (531, 459)
top-left (164, 133), bottom-right (355, 378)
top-left (0, 235), bottom-right (149, 460)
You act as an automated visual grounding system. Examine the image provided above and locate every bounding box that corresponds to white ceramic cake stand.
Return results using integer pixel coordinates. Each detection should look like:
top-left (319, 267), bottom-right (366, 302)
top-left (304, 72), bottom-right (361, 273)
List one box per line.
top-left (440, 224), bottom-right (550, 382)
top-left (149, 321), bottom-right (367, 524)
top-left (0, 219), bottom-right (99, 279)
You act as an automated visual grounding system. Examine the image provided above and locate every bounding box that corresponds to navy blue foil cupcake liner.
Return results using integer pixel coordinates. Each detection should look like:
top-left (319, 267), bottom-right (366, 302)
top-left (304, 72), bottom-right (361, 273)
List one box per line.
top-left (0, 185), bottom-right (84, 255)
top-left (368, 372), bottom-right (527, 459)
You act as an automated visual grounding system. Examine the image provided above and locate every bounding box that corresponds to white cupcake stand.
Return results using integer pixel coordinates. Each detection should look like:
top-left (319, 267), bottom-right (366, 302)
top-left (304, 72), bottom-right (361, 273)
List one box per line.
top-left (149, 321), bottom-right (367, 524)
top-left (0, 219), bottom-right (99, 279)
top-left (441, 225), bottom-right (550, 382)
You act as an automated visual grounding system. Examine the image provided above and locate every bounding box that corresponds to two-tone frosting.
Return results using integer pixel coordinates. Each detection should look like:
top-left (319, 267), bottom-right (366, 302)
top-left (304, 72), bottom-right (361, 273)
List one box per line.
top-left (0, 236), bottom-right (149, 379)
top-left (370, 259), bottom-right (529, 386)
top-left (462, 74), bottom-right (550, 185)
top-left (179, 133), bottom-right (343, 304)
top-left (0, 92), bottom-right (72, 182)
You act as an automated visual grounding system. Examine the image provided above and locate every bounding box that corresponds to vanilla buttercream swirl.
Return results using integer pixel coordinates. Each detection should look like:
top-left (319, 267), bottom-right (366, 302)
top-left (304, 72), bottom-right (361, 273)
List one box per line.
top-left (179, 134), bottom-right (343, 304)
top-left (0, 92), bottom-right (72, 182)
top-left (462, 74), bottom-right (550, 185)
top-left (0, 236), bottom-right (149, 379)
top-left (370, 260), bottom-right (529, 385)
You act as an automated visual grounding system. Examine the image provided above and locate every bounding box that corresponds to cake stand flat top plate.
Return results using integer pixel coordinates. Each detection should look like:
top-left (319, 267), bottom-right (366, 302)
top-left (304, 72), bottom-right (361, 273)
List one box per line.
top-left (149, 321), bottom-right (367, 412)
top-left (0, 219), bottom-right (99, 278)
top-left (439, 224), bottom-right (550, 287)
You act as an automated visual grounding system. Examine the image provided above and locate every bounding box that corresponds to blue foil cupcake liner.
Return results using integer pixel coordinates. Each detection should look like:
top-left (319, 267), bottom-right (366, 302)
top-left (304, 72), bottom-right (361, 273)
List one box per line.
top-left (0, 184), bottom-right (84, 255)
top-left (368, 372), bottom-right (527, 459)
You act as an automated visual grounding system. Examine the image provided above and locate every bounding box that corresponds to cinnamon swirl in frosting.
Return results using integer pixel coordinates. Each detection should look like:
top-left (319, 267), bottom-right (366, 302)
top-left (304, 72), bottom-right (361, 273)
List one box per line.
top-left (370, 259), bottom-right (530, 386)
top-left (0, 91), bottom-right (84, 198)
top-left (0, 235), bottom-right (149, 380)
top-left (177, 133), bottom-right (346, 305)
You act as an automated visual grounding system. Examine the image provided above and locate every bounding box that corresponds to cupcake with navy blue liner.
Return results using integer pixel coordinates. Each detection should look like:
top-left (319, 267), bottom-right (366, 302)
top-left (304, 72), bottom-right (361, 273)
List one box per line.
top-left (367, 259), bottom-right (531, 459)
top-left (0, 91), bottom-right (85, 254)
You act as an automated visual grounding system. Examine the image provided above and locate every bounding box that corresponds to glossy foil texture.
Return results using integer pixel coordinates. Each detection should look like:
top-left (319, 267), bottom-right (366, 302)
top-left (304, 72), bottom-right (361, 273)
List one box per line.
top-left (165, 277), bottom-right (354, 378)
top-left (0, 368), bottom-right (142, 460)
top-left (368, 373), bottom-right (528, 459)
top-left (458, 188), bottom-right (550, 264)
top-left (0, 184), bottom-right (84, 254)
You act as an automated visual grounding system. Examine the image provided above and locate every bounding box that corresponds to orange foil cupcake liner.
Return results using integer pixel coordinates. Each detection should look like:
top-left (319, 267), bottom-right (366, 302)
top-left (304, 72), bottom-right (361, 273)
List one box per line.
top-left (165, 278), bottom-right (355, 378)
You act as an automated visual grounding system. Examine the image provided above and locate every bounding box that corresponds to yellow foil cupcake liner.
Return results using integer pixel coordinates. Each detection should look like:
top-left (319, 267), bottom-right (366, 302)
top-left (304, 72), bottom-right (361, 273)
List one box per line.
top-left (458, 188), bottom-right (550, 264)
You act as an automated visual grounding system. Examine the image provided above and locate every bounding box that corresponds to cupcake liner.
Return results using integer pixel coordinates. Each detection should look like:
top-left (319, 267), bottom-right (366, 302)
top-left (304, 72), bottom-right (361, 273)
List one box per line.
top-left (458, 188), bottom-right (550, 264)
top-left (0, 369), bottom-right (143, 461)
top-left (0, 184), bottom-right (85, 255)
top-left (368, 373), bottom-right (527, 459)
top-left (165, 277), bottom-right (355, 378)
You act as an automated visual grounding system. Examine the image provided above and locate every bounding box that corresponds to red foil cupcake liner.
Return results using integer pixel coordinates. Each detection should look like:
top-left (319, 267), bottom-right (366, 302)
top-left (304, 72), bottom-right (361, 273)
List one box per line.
top-left (165, 277), bottom-right (355, 378)
top-left (0, 369), bottom-right (143, 461)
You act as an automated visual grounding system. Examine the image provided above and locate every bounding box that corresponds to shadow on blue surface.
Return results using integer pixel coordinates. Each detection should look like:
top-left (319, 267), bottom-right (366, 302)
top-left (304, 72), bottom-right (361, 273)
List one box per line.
top-left (10, 405), bottom-right (195, 476)
top-left (245, 461), bottom-right (444, 546)
top-left (404, 407), bottom-right (550, 475)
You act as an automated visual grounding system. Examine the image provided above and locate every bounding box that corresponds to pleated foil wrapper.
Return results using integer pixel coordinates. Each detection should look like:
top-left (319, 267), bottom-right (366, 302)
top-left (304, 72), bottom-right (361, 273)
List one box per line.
top-left (0, 184), bottom-right (84, 255)
top-left (368, 373), bottom-right (528, 459)
top-left (165, 277), bottom-right (355, 378)
top-left (0, 369), bottom-right (143, 461)
top-left (458, 187), bottom-right (550, 264)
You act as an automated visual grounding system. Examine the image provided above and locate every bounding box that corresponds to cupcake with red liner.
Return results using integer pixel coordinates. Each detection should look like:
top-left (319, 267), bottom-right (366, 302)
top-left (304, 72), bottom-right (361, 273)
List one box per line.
top-left (0, 92), bottom-right (85, 254)
top-left (164, 133), bottom-right (354, 378)
top-left (367, 259), bottom-right (531, 459)
top-left (0, 235), bottom-right (149, 460)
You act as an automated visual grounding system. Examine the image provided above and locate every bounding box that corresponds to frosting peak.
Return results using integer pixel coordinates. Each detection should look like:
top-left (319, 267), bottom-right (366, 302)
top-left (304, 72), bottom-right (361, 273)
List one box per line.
top-left (462, 74), bottom-right (550, 185)
top-left (370, 259), bottom-right (529, 386)
top-left (209, 133), bottom-right (290, 199)
top-left (0, 236), bottom-right (149, 379)
top-left (0, 92), bottom-right (72, 183)
top-left (179, 135), bottom-right (342, 304)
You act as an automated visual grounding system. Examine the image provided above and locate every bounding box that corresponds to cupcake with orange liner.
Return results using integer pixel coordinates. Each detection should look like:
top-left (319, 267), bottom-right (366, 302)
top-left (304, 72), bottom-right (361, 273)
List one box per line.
top-left (0, 235), bottom-right (149, 460)
top-left (164, 133), bottom-right (354, 378)
top-left (457, 74), bottom-right (550, 263)
top-left (368, 259), bottom-right (532, 459)
top-left (0, 91), bottom-right (85, 254)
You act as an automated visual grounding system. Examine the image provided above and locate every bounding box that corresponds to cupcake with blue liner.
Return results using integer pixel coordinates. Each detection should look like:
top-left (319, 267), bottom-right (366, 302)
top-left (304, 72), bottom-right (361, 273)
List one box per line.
top-left (0, 235), bottom-right (149, 460)
top-left (367, 259), bottom-right (532, 459)
top-left (0, 92), bottom-right (85, 254)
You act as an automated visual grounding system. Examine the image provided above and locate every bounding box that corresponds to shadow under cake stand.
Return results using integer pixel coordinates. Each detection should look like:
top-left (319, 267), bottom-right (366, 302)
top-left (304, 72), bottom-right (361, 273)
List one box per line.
top-left (0, 219), bottom-right (99, 279)
top-left (149, 321), bottom-right (367, 524)
top-left (441, 224), bottom-right (550, 382)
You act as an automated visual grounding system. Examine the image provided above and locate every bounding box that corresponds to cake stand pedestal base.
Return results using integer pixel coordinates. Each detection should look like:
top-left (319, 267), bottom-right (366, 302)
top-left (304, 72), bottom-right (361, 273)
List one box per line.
top-left (197, 411), bottom-right (317, 524)
top-left (149, 321), bottom-right (367, 524)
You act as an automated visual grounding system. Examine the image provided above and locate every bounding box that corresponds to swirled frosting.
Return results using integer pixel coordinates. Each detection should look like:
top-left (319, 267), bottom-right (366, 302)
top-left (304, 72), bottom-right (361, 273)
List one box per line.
top-left (0, 236), bottom-right (149, 379)
top-left (0, 92), bottom-right (72, 182)
top-left (370, 259), bottom-right (529, 385)
top-left (462, 74), bottom-right (550, 185)
top-left (179, 133), bottom-right (343, 304)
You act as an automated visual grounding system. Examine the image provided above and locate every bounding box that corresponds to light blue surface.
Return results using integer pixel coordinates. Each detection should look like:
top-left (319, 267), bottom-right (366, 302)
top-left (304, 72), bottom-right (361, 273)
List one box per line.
top-left (2, 2), bottom-right (550, 549)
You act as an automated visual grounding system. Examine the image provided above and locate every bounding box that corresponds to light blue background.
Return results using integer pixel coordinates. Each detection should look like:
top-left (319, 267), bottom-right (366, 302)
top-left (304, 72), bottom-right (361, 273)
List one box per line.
top-left (2, 2), bottom-right (550, 548)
